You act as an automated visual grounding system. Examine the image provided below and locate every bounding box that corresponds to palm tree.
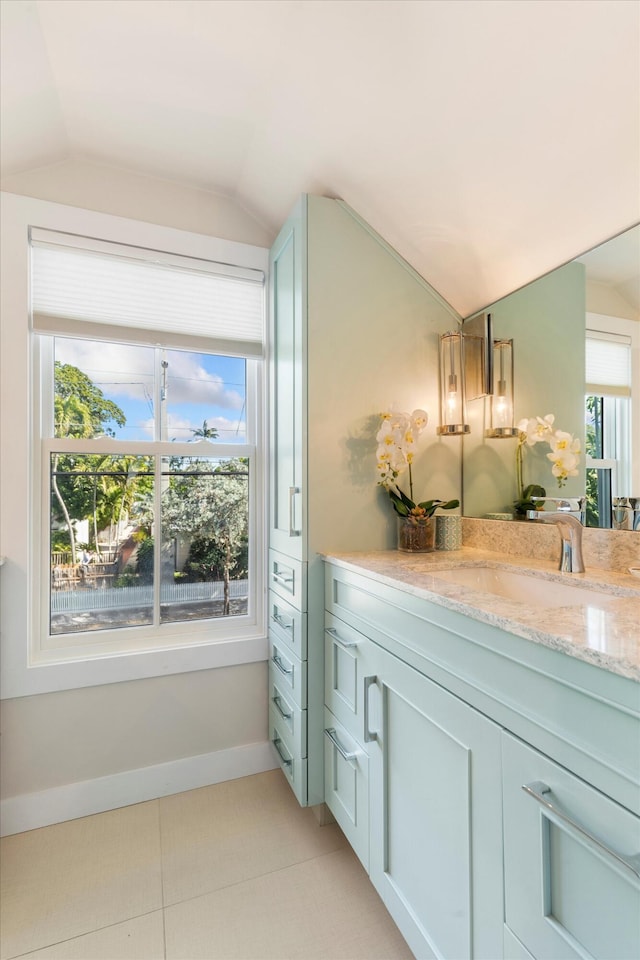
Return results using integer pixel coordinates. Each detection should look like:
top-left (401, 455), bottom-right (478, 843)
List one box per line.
top-left (191, 420), bottom-right (219, 440)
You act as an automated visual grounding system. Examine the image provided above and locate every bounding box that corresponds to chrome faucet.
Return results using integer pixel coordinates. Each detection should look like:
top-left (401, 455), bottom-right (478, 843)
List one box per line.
top-left (526, 497), bottom-right (585, 573)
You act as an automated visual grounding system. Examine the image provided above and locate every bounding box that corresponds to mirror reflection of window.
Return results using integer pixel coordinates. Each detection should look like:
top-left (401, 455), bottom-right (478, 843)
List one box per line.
top-left (585, 328), bottom-right (633, 528)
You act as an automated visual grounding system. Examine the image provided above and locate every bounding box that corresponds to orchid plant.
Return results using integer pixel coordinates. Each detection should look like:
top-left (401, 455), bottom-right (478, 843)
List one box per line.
top-left (514, 414), bottom-right (581, 515)
top-left (376, 409), bottom-right (459, 520)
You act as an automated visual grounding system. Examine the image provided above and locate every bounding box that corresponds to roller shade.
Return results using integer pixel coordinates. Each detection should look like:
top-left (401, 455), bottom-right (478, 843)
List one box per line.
top-left (586, 331), bottom-right (631, 398)
top-left (30, 230), bottom-right (265, 357)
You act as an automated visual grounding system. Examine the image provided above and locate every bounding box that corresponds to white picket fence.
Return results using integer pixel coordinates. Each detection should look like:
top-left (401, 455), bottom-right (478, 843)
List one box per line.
top-left (51, 579), bottom-right (249, 613)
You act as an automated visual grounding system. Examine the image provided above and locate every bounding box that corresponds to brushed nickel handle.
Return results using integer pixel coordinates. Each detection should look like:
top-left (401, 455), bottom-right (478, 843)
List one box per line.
top-left (363, 675), bottom-right (378, 743)
top-left (325, 626), bottom-right (359, 648)
top-left (324, 727), bottom-right (360, 764)
top-left (272, 611), bottom-right (293, 632)
top-left (522, 781), bottom-right (640, 879)
top-left (271, 652), bottom-right (293, 677)
top-left (272, 571), bottom-right (294, 588)
top-left (272, 736), bottom-right (292, 768)
top-left (288, 486), bottom-right (301, 537)
top-left (272, 694), bottom-right (292, 721)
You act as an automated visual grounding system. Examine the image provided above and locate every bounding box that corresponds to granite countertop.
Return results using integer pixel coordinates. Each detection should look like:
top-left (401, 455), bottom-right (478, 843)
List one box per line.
top-left (323, 548), bottom-right (640, 681)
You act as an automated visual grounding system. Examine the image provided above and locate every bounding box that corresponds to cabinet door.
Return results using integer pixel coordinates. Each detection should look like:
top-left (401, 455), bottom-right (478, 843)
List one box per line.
top-left (269, 198), bottom-right (305, 560)
top-left (367, 643), bottom-right (503, 960)
top-left (503, 732), bottom-right (640, 960)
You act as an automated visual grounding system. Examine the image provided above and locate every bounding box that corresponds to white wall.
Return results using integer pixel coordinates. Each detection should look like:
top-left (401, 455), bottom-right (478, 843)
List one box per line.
top-left (0, 172), bottom-right (275, 835)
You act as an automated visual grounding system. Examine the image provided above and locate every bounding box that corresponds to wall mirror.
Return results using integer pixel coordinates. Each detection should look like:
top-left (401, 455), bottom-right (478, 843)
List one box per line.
top-left (461, 224), bottom-right (639, 530)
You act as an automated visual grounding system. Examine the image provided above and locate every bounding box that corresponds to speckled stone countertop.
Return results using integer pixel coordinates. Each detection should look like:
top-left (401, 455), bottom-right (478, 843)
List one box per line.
top-left (323, 548), bottom-right (640, 681)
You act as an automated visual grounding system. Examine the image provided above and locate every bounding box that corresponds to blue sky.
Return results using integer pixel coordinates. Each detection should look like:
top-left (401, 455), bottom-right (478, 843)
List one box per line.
top-left (55, 337), bottom-right (246, 442)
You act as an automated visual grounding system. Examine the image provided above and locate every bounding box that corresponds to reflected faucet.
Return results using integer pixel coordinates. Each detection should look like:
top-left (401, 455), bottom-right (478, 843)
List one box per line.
top-left (526, 497), bottom-right (585, 573)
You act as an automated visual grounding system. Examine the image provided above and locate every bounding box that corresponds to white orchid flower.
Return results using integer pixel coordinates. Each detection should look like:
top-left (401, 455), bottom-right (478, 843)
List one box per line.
top-left (517, 414), bottom-right (555, 446)
top-left (548, 430), bottom-right (581, 456)
top-left (410, 409), bottom-right (429, 432)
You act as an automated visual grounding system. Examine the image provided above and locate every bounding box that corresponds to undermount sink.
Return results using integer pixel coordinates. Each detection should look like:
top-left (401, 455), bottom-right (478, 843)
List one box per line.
top-left (430, 566), bottom-right (622, 610)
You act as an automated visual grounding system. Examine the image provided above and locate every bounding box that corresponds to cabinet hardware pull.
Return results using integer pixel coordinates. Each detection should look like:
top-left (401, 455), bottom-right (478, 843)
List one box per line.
top-left (324, 727), bottom-right (359, 763)
top-left (272, 695), bottom-right (292, 721)
top-left (272, 736), bottom-right (293, 767)
top-left (522, 781), bottom-right (640, 879)
top-left (272, 652), bottom-right (293, 677)
top-left (272, 612), bottom-right (293, 631)
top-left (325, 626), bottom-right (358, 648)
top-left (363, 675), bottom-right (378, 743)
top-left (288, 486), bottom-right (301, 537)
top-left (272, 572), bottom-right (294, 588)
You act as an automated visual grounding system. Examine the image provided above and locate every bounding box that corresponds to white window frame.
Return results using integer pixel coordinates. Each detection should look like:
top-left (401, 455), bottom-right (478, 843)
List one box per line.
top-left (0, 193), bottom-right (269, 698)
top-left (586, 312), bottom-right (639, 495)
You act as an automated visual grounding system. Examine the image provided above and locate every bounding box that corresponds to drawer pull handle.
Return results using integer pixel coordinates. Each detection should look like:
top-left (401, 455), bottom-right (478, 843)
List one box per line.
top-left (272, 695), bottom-right (292, 721)
top-left (272, 736), bottom-right (292, 768)
top-left (272, 652), bottom-right (293, 677)
top-left (324, 727), bottom-right (359, 764)
top-left (363, 675), bottom-right (378, 743)
top-left (325, 626), bottom-right (358, 648)
top-left (272, 612), bottom-right (293, 632)
top-left (272, 572), bottom-right (294, 588)
top-left (289, 486), bottom-right (301, 537)
top-left (522, 780), bottom-right (640, 879)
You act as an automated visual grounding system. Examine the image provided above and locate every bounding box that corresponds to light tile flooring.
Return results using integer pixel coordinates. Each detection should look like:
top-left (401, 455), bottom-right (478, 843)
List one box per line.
top-left (1, 770), bottom-right (412, 960)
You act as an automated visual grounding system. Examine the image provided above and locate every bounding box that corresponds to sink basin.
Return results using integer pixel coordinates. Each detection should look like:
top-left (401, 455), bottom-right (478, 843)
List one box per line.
top-left (430, 566), bottom-right (622, 610)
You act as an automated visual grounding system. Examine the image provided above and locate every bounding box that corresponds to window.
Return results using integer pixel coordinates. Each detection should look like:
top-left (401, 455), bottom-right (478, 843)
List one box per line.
top-left (45, 338), bottom-right (254, 642)
top-left (585, 325), bottom-right (634, 527)
top-left (31, 227), bottom-right (266, 667)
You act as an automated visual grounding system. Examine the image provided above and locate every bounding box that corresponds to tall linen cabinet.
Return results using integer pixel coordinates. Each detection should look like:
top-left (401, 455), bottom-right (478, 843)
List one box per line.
top-left (267, 195), bottom-right (460, 806)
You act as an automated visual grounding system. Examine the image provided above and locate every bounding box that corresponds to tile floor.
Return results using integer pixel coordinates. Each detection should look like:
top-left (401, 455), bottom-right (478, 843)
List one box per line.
top-left (1, 769), bottom-right (412, 960)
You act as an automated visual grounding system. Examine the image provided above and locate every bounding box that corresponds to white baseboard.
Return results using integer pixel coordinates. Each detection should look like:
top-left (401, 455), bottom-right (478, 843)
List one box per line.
top-left (1, 740), bottom-right (277, 836)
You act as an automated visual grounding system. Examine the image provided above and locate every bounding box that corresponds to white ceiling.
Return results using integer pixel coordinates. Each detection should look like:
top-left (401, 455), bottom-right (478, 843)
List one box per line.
top-left (1, 0), bottom-right (639, 316)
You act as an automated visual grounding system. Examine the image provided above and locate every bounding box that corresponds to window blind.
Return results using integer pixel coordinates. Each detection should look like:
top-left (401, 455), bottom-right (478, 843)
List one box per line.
top-left (586, 331), bottom-right (631, 397)
top-left (30, 230), bottom-right (265, 357)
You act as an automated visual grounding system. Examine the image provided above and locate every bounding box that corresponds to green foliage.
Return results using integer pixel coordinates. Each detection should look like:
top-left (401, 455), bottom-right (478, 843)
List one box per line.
top-left (385, 487), bottom-right (459, 519)
top-left (513, 483), bottom-right (546, 517)
top-left (54, 362), bottom-right (125, 438)
top-left (136, 536), bottom-right (155, 584)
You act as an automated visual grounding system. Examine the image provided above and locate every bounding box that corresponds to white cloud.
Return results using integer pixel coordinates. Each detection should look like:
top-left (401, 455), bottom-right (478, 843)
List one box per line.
top-left (55, 339), bottom-right (244, 411)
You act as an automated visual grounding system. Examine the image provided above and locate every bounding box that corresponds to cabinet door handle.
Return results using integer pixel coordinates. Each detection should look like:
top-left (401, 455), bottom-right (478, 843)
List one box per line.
top-left (272, 694), bottom-right (292, 721)
top-left (271, 652), bottom-right (293, 677)
top-left (289, 486), bottom-right (301, 537)
top-left (324, 727), bottom-right (360, 764)
top-left (272, 612), bottom-right (293, 632)
top-left (272, 736), bottom-right (293, 768)
top-left (272, 572), bottom-right (294, 588)
top-left (363, 675), bottom-right (378, 743)
top-left (522, 781), bottom-right (640, 879)
top-left (325, 626), bottom-right (358, 648)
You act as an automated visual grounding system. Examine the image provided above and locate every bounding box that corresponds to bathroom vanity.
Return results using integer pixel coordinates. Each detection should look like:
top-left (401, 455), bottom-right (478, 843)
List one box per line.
top-left (322, 550), bottom-right (640, 960)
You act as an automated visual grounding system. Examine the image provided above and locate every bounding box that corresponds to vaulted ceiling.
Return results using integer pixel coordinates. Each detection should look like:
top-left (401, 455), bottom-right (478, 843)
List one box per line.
top-left (1, 0), bottom-right (638, 316)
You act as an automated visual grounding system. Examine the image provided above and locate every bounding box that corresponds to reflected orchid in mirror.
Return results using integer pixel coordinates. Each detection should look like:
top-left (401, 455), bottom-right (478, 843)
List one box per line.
top-left (514, 413), bottom-right (581, 515)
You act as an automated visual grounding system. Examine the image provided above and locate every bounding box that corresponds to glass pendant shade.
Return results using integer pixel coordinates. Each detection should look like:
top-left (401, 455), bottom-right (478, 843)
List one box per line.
top-left (437, 331), bottom-right (470, 435)
top-left (486, 339), bottom-right (519, 438)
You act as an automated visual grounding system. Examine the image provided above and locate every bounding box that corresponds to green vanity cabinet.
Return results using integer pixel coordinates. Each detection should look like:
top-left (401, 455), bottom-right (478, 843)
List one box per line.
top-left (365, 640), bottom-right (504, 960)
top-left (268, 194), bottom-right (461, 807)
top-left (324, 559), bottom-right (640, 960)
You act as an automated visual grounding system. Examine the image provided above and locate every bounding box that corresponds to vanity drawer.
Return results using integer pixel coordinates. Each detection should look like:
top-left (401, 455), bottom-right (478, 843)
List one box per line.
top-left (269, 677), bottom-right (307, 759)
top-left (270, 713), bottom-right (307, 806)
top-left (324, 612), bottom-right (372, 743)
top-left (269, 637), bottom-right (307, 709)
top-left (268, 590), bottom-right (307, 659)
top-left (502, 732), bottom-right (640, 960)
top-left (268, 549), bottom-right (306, 610)
top-left (324, 707), bottom-right (369, 870)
